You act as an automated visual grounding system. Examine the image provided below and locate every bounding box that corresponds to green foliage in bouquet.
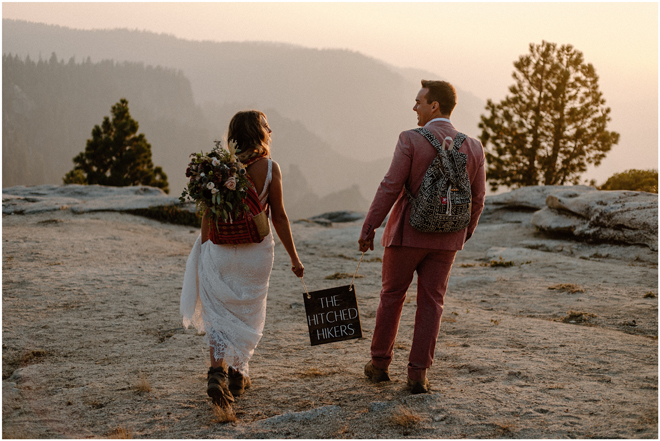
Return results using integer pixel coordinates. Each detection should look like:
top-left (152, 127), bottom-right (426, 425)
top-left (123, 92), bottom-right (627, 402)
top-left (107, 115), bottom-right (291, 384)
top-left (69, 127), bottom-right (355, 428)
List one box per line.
top-left (180, 140), bottom-right (252, 224)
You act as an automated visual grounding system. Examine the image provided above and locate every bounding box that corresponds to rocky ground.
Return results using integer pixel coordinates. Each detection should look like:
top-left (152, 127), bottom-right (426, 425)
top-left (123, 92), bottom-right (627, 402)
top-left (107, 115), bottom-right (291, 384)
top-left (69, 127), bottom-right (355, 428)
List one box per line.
top-left (2, 189), bottom-right (658, 438)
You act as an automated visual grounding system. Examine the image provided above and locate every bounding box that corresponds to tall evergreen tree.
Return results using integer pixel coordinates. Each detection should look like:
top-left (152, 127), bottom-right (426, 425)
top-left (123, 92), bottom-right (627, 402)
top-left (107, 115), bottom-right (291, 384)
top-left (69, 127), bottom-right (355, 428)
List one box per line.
top-left (63, 98), bottom-right (169, 193)
top-left (479, 41), bottom-right (619, 191)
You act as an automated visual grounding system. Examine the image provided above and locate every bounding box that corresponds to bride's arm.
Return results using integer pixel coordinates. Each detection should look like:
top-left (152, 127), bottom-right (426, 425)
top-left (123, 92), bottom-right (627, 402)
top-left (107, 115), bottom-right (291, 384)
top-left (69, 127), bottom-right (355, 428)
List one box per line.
top-left (269, 161), bottom-right (304, 277)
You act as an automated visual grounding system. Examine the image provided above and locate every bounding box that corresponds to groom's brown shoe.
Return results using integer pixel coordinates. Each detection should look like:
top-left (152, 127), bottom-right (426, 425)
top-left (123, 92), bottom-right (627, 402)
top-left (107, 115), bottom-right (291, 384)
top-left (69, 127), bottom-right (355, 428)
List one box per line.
top-left (364, 361), bottom-right (390, 382)
top-left (407, 376), bottom-right (430, 394)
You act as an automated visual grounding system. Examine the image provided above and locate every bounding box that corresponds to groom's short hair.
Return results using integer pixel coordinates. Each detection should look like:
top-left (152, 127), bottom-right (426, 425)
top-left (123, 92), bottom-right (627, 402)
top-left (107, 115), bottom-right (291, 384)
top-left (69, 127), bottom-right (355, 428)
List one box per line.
top-left (421, 80), bottom-right (457, 116)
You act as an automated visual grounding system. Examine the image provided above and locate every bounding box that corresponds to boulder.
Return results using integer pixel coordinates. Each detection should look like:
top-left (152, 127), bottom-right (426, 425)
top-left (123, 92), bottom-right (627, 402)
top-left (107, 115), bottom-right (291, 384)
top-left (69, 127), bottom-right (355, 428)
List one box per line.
top-left (531, 207), bottom-right (587, 235)
top-left (310, 211), bottom-right (365, 223)
top-left (532, 190), bottom-right (658, 250)
top-left (293, 218), bottom-right (332, 227)
top-left (2, 184), bottom-right (181, 214)
top-left (486, 185), bottom-right (594, 210)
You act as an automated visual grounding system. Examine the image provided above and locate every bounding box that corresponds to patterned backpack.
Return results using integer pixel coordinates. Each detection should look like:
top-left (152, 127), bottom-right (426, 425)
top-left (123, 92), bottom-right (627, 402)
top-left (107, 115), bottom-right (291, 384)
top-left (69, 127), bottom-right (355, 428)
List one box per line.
top-left (404, 128), bottom-right (472, 233)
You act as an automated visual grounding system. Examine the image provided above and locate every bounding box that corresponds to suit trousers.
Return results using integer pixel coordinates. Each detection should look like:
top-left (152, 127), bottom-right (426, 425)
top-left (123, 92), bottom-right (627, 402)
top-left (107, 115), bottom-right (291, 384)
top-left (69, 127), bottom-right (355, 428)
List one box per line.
top-left (370, 245), bottom-right (457, 381)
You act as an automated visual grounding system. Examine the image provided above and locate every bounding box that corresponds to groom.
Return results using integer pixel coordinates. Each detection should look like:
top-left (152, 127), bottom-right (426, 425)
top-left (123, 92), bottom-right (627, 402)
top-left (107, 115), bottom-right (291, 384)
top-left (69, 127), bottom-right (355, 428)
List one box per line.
top-left (358, 80), bottom-right (486, 393)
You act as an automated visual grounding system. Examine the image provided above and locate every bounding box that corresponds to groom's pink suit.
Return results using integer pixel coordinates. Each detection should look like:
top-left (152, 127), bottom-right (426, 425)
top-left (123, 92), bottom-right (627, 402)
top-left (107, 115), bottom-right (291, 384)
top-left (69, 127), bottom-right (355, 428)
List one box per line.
top-left (360, 118), bottom-right (486, 382)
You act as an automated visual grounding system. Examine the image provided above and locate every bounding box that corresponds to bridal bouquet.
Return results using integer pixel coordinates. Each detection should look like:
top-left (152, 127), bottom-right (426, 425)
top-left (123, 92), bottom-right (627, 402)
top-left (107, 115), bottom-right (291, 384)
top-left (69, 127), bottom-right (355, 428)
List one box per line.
top-left (179, 140), bottom-right (251, 223)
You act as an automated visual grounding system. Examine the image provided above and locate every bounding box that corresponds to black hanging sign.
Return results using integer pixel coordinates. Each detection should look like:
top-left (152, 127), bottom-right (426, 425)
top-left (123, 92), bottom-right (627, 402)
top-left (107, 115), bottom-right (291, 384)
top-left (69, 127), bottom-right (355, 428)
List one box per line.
top-left (302, 285), bottom-right (363, 346)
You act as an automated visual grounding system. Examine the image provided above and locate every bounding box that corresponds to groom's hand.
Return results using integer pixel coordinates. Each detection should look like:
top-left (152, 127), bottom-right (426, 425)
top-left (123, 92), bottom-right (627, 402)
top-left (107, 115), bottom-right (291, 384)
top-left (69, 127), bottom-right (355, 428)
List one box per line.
top-left (358, 230), bottom-right (375, 252)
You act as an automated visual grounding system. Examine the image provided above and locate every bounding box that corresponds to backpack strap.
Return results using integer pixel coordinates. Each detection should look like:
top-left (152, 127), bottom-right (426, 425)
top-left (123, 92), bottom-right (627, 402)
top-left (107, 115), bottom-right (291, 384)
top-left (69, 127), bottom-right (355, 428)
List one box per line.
top-left (414, 128), bottom-right (467, 154)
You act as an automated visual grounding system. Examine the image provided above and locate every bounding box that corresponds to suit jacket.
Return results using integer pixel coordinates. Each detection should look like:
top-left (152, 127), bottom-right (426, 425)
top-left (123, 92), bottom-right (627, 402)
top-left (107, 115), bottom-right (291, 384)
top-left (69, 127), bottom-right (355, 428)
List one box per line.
top-left (361, 120), bottom-right (486, 250)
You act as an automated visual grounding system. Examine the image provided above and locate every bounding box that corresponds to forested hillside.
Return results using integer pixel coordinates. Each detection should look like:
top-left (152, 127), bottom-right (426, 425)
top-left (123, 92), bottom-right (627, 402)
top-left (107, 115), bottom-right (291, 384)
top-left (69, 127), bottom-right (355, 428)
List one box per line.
top-left (2, 54), bottom-right (380, 217)
top-left (2, 53), bottom-right (210, 190)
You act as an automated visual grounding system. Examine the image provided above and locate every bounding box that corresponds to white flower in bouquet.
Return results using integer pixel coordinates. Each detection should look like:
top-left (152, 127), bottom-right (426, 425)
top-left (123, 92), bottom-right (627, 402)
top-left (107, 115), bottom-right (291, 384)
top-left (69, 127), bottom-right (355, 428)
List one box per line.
top-left (212, 158), bottom-right (220, 167)
top-left (224, 176), bottom-right (237, 190)
top-left (207, 182), bottom-right (215, 190)
top-left (211, 188), bottom-right (219, 195)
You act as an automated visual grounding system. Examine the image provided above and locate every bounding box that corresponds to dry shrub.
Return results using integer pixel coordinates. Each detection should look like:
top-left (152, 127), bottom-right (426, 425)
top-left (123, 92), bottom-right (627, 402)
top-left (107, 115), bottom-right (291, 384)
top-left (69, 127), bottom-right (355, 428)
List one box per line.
top-left (108, 426), bottom-right (132, 439)
top-left (21, 349), bottom-right (48, 365)
top-left (135, 374), bottom-right (151, 393)
top-left (390, 405), bottom-right (422, 428)
top-left (548, 283), bottom-right (585, 293)
top-left (212, 404), bottom-right (237, 424)
top-left (298, 367), bottom-right (324, 377)
top-left (644, 292), bottom-right (656, 298)
top-left (298, 367), bottom-right (338, 377)
top-left (482, 256), bottom-right (514, 267)
top-left (460, 263), bottom-right (476, 267)
top-left (325, 272), bottom-right (364, 280)
top-left (494, 421), bottom-right (515, 434)
top-left (562, 310), bottom-right (597, 323)
top-left (365, 257), bottom-right (383, 263)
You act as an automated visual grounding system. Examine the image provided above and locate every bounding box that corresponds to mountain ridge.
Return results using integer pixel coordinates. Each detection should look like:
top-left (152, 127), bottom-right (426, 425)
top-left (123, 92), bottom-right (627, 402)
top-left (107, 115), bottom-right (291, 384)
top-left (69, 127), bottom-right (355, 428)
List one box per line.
top-left (2, 19), bottom-right (486, 158)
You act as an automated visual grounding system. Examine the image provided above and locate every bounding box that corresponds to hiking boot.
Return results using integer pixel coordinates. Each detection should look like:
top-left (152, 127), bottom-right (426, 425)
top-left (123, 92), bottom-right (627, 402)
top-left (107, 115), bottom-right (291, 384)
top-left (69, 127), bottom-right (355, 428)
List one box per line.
top-left (364, 361), bottom-right (391, 382)
top-left (207, 366), bottom-right (234, 407)
top-left (407, 376), bottom-right (430, 394)
top-left (228, 366), bottom-right (251, 396)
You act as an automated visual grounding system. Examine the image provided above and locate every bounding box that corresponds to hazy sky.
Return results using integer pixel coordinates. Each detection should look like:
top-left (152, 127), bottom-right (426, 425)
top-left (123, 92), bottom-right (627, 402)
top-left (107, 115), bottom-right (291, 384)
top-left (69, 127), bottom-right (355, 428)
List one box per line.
top-left (3, 2), bottom-right (656, 101)
top-left (3, 2), bottom-right (659, 181)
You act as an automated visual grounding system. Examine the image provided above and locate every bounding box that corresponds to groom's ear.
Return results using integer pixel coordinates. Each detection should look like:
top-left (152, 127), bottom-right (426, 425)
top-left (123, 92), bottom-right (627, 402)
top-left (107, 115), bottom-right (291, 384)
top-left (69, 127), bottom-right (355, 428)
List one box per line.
top-left (431, 101), bottom-right (440, 112)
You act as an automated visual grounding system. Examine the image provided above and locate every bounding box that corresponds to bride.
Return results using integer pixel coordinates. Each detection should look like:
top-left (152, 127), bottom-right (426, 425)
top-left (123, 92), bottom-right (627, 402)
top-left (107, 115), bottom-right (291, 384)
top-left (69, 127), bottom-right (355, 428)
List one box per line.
top-left (180, 110), bottom-right (304, 408)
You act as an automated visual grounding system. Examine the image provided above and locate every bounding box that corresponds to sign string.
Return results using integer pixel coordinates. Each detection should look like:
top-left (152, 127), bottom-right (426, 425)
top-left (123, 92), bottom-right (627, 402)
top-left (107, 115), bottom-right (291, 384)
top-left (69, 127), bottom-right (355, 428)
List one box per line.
top-left (301, 277), bottom-right (311, 299)
top-left (349, 252), bottom-right (365, 292)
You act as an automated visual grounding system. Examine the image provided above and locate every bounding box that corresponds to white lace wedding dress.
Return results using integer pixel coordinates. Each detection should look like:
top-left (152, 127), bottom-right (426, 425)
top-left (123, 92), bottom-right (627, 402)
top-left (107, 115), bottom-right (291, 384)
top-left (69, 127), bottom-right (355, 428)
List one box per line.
top-left (180, 160), bottom-right (274, 376)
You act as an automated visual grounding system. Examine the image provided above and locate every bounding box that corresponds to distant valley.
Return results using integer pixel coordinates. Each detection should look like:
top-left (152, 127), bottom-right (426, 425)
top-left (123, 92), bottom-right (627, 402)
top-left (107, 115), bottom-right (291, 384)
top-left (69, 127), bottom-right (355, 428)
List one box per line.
top-left (2, 19), bottom-right (486, 218)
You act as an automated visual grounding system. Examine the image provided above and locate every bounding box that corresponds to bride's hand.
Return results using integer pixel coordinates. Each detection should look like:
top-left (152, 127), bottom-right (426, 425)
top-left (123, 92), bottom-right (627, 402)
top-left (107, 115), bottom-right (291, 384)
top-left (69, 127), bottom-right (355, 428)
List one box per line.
top-left (291, 259), bottom-right (305, 278)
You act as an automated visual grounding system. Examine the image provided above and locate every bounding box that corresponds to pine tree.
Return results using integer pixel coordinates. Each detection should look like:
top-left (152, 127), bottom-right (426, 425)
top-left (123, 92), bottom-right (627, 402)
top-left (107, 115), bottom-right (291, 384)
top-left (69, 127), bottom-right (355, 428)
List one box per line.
top-left (479, 41), bottom-right (619, 191)
top-left (63, 98), bottom-right (169, 193)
